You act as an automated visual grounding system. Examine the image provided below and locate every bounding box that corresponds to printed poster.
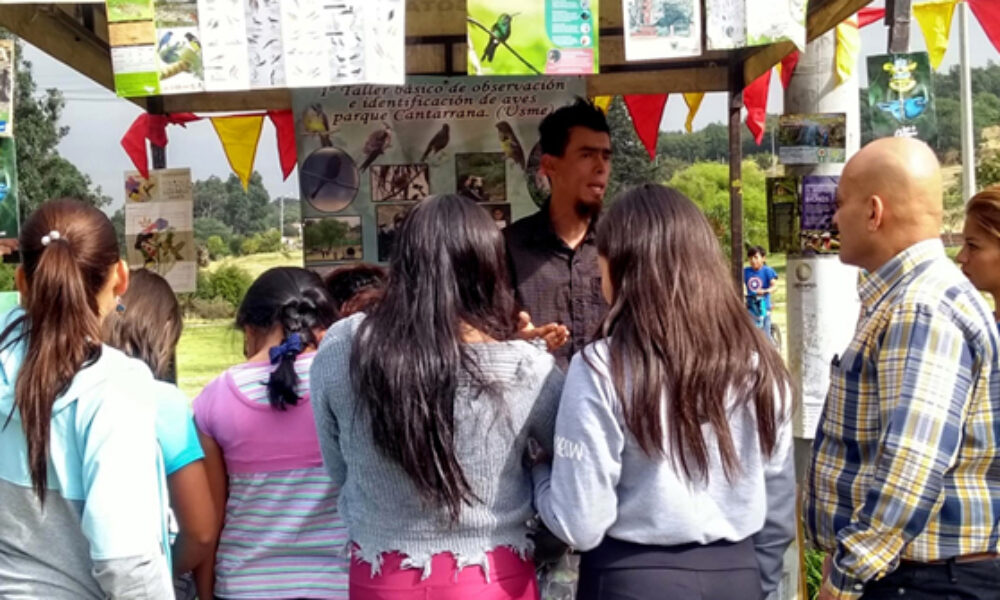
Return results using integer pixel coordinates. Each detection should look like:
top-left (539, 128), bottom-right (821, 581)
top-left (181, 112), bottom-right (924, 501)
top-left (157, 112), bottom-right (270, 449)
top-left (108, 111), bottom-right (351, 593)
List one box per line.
top-left (746, 0), bottom-right (806, 50)
top-left (778, 113), bottom-right (847, 165)
top-left (107, 0), bottom-right (404, 96)
top-left (0, 40), bottom-right (15, 137)
top-left (623, 0), bottom-right (701, 61)
top-left (800, 175), bottom-right (840, 255)
top-left (766, 176), bottom-right (799, 255)
top-left (467, 0), bottom-right (599, 75)
top-left (867, 52), bottom-right (938, 144)
top-left (124, 168), bottom-right (196, 292)
top-left (291, 76), bottom-right (585, 269)
top-left (0, 138), bottom-right (19, 248)
top-left (705, 0), bottom-right (746, 50)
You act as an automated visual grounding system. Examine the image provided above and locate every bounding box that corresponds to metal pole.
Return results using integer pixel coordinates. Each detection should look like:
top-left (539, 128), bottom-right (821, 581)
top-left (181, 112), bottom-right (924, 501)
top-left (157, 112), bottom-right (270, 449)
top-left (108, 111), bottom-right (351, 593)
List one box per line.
top-left (148, 96), bottom-right (167, 170)
top-left (729, 60), bottom-right (745, 286)
top-left (959, 0), bottom-right (976, 200)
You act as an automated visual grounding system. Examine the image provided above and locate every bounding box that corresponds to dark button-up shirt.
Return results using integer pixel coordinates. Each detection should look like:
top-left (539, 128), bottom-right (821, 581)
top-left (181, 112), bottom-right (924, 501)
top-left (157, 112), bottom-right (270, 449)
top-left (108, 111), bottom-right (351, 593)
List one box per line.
top-left (504, 206), bottom-right (608, 369)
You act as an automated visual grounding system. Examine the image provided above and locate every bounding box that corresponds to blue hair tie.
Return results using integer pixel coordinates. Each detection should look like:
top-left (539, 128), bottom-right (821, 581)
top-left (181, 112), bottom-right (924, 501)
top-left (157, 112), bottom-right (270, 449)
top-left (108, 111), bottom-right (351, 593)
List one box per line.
top-left (269, 333), bottom-right (303, 364)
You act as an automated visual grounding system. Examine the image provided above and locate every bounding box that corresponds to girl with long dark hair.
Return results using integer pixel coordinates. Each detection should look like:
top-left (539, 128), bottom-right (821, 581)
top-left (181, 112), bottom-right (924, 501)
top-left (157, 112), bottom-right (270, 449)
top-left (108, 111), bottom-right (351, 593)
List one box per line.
top-left (103, 268), bottom-right (215, 599)
top-left (192, 267), bottom-right (347, 599)
top-left (528, 185), bottom-right (795, 600)
top-left (0, 199), bottom-right (173, 598)
top-left (311, 194), bottom-right (564, 599)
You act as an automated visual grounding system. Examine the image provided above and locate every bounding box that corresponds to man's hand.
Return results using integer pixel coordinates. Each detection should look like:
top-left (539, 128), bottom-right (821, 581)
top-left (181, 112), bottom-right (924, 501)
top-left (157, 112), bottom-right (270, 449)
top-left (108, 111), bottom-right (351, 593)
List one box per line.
top-left (0, 238), bottom-right (17, 256)
top-left (516, 311), bottom-right (570, 352)
top-left (522, 436), bottom-right (549, 470)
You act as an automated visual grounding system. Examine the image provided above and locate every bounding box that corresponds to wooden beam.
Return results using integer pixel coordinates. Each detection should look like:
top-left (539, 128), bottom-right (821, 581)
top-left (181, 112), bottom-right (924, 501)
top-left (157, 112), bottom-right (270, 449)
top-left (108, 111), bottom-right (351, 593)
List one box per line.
top-left (728, 59), bottom-right (744, 285)
top-left (887, 0), bottom-right (912, 53)
top-left (0, 4), bottom-right (115, 90)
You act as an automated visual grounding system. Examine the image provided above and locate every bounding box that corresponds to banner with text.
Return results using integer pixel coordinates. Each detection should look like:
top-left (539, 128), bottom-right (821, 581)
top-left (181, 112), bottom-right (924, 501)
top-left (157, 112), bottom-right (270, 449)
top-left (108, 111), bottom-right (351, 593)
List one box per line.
top-left (291, 77), bottom-right (585, 271)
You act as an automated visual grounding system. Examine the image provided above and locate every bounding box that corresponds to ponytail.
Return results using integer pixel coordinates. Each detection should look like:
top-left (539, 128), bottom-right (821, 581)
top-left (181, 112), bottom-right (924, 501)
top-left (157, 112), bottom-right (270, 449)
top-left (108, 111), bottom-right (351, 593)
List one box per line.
top-left (1, 199), bottom-right (120, 502)
top-left (236, 267), bottom-right (335, 411)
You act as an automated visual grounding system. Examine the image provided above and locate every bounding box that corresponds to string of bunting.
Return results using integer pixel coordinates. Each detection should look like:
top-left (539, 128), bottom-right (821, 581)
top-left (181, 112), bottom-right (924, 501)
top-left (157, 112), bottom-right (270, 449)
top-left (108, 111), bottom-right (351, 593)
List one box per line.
top-left (912, 0), bottom-right (1000, 70)
top-left (120, 109), bottom-right (297, 188)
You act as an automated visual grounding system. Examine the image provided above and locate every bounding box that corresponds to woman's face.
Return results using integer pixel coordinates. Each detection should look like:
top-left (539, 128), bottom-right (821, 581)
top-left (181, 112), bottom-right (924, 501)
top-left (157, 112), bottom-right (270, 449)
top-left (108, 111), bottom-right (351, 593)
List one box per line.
top-left (956, 217), bottom-right (1000, 294)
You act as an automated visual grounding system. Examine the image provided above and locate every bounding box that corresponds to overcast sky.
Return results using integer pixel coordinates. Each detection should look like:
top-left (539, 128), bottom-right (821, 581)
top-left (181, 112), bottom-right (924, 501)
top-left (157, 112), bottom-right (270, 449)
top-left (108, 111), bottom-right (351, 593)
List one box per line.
top-left (23, 0), bottom-right (998, 211)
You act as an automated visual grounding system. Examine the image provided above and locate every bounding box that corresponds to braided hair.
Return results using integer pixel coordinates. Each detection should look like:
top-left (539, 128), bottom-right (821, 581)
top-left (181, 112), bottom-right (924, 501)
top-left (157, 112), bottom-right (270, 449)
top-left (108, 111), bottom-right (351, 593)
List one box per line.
top-left (236, 267), bottom-right (336, 410)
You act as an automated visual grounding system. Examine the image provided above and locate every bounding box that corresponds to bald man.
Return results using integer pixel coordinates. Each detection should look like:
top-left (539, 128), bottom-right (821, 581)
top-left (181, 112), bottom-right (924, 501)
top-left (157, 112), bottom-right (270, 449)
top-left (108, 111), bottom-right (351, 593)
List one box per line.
top-left (804, 137), bottom-right (1000, 600)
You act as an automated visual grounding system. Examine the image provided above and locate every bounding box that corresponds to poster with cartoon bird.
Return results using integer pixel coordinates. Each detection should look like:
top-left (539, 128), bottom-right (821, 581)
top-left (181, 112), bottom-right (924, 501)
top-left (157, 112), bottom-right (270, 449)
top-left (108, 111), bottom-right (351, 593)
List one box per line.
top-left (867, 51), bottom-right (938, 144)
top-left (467, 0), bottom-right (599, 76)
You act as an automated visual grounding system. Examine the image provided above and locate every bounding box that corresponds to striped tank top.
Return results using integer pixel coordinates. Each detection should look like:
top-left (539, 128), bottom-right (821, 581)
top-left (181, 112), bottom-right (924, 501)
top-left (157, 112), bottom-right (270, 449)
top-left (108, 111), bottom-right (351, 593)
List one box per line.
top-left (193, 352), bottom-right (349, 599)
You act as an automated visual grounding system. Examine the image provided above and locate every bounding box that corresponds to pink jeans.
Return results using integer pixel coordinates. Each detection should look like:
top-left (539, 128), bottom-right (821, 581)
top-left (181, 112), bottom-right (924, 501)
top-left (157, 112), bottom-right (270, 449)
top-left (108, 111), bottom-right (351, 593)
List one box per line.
top-left (349, 547), bottom-right (539, 600)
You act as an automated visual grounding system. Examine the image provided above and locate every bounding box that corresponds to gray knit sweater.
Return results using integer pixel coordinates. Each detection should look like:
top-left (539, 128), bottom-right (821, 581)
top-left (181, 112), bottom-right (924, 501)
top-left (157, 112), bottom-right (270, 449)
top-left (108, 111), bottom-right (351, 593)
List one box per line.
top-left (310, 314), bottom-right (565, 577)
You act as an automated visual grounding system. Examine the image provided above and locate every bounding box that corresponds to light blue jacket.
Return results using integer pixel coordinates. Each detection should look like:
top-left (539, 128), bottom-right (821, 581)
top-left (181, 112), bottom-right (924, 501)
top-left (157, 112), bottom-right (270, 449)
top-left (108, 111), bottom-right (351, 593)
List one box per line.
top-left (0, 308), bottom-right (173, 599)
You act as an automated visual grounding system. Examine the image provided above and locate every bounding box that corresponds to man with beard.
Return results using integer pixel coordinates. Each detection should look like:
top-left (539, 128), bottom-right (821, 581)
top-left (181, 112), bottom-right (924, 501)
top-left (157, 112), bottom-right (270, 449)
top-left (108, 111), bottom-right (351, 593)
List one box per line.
top-left (505, 98), bottom-right (612, 370)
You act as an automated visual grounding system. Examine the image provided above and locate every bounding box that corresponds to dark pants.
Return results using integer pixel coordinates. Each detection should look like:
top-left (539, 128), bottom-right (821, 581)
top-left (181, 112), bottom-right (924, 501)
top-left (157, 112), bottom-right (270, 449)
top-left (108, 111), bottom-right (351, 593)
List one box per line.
top-left (861, 558), bottom-right (1000, 599)
top-left (576, 537), bottom-right (764, 600)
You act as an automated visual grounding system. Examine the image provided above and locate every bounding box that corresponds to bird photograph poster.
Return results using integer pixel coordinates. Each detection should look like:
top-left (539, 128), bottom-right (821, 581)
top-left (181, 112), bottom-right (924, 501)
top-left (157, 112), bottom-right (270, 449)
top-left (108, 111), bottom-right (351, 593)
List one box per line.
top-left (0, 138), bottom-right (19, 245)
top-left (867, 52), bottom-right (938, 145)
top-left (291, 76), bottom-right (584, 268)
top-left (123, 168), bottom-right (197, 292)
top-left (623, 0), bottom-right (701, 61)
top-left (467, 0), bottom-right (598, 76)
top-left (105, 0), bottom-right (404, 97)
top-left (0, 40), bottom-right (15, 137)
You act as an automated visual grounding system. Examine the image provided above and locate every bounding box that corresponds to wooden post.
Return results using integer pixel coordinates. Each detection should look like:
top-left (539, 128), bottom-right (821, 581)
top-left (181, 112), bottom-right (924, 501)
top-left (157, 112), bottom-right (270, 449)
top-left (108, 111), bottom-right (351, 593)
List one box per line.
top-left (148, 95), bottom-right (167, 170)
top-left (886, 0), bottom-right (912, 53)
top-left (728, 60), bottom-right (745, 285)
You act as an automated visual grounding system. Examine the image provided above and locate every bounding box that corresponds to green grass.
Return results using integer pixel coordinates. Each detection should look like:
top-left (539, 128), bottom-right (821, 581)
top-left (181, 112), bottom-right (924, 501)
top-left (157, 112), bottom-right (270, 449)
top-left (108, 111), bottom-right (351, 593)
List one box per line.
top-left (176, 320), bottom-right (244, 398)
top-left (206, 251), bottom-right (303, 279)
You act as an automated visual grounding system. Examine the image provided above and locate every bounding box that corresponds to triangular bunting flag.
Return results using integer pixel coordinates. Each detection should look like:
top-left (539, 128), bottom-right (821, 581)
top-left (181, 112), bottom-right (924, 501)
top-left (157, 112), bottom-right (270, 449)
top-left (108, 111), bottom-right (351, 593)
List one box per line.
top-left (836, 15), bottom-right (861, 84)
top-left (778, 51), bottom-right (800, 89)
top-left (913, 0), bottom-right (958, 70)
top-left (744, 70), bottom-right (772, 146)
top-left (859, 7), bottom-right (886, 28)
top-left (268, 109), bottom-right (297, 180)
top-left (969, 0), bottom-right (1000, 55)
top-left (683, 93), bottom-right (705, 133)
top-left (623, 94), bottom-right (668, 160)
top-left (592, 96), bottom-right (613, 113)
top-left (211, 115), bottom-right (264, 190)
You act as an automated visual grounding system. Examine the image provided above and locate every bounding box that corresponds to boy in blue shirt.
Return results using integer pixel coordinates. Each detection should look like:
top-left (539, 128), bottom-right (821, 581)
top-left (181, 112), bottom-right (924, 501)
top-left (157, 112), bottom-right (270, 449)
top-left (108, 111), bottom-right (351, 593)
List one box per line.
top-left (744, 246), bottom-right (779, 340)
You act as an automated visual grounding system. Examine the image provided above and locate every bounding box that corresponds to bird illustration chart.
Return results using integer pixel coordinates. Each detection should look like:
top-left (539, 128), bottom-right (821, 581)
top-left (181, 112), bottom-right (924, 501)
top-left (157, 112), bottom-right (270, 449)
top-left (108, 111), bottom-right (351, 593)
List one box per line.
top-left (123, 168), bottom-right (197, 293)
top-left (105, 0), bottom-right (404, 97)
top-left (623, 0), bottom-right (701, 61)
top-left (291, 76), bottom-right (584, 268)
top-left (866, 52), bottom-right (938, 145)
top-left (467, 0), bottom-right (598, 76)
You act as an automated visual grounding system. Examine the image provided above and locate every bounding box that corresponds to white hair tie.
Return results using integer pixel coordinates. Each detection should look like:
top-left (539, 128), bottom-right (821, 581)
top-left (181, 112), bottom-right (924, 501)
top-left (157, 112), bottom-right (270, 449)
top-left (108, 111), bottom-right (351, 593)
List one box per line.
top-left (41, 230), bottom-right (61, 246)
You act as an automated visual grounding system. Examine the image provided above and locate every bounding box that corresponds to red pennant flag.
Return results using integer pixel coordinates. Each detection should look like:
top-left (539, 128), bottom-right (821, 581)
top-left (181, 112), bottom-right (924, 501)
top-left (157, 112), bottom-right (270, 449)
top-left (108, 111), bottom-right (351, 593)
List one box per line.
top-left (859, 7), bottom-right (886, 28)
top-left (969, 0), bottom-right (1000, 54)
top-left (623, 94), bottom-right (668, 160)
top-left (120, 112), bottom-right (201, 177)
top-left (744, 69), bottom-right (772, 146)
top-left (780, 51), bottom-right (800, 89)
top-left (268, 109), bottom-right (297, 180)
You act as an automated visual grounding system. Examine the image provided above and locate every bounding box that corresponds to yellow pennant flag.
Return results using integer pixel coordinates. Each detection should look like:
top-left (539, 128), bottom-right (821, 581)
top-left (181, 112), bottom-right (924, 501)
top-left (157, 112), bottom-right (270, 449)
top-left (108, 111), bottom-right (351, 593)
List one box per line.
top-left (835, 15), bottom-right (861, 85)
top-left (913, 0), bottom-right (958, 70)
top-left (211, 115), bottom-right (265, 190)
top-left (683, 93), bottom-right (705, 133)
top-left (592, 95), bottom-right (613, 113)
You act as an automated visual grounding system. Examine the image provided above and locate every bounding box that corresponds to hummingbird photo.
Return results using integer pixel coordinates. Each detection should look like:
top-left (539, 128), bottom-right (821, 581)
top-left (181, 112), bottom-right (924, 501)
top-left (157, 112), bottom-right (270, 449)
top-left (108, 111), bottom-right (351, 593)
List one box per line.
top-left (481, 13), bottom-right (518, 63)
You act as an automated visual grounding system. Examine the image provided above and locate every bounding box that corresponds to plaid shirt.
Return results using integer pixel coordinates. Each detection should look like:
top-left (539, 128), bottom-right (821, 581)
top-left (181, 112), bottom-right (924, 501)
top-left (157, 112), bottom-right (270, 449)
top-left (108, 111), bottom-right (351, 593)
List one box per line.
top-left (804, 239), bottom-right (1000, 599)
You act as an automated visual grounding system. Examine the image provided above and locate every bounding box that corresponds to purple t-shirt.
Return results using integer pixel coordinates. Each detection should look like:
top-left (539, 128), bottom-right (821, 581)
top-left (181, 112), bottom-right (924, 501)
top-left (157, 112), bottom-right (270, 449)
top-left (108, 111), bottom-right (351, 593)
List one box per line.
top-left (193, 352), bottom-right (348, 599)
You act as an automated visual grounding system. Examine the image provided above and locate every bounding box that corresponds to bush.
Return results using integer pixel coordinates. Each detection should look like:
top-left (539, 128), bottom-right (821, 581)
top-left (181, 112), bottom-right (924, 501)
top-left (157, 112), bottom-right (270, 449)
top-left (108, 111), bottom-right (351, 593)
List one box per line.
top-left (229, 234), bottom-right (245, 256)
top-left (257, 229), bottom-right (282, 253)
top-left (195, 264), bottom-right (253, 308)
top-left (206, 235), bottom-right (229, 260)
top-left (239, 236), bottom-right (260, 256)
top-left (0, 263), bottom-right (15, 291)
top-left (187, 297), bottom-right (236, 320)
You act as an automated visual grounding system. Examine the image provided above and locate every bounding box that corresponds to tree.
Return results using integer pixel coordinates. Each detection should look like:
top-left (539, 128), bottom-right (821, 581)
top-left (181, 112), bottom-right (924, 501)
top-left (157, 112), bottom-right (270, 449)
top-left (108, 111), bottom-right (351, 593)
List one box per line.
top-left (205, 235), bottom-right (229, 259)
top-left (304, 218), bottom-right (349, 258)
top-left (606, 97), bottom-right (684, 202)
top-left (667, 160), bottom-right (768, 256)
top-left (194, 216), bottom-right (233, 243)
top-left (193, 175), bottom-right (229, 220)
top-left (6, 36), bottom-right (110, 216)
top-left (223, 172), bottom-right (273, 235)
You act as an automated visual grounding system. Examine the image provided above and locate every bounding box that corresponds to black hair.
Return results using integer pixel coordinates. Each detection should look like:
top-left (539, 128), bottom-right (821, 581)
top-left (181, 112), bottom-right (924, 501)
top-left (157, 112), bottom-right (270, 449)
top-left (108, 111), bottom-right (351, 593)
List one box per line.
top-left (236, 267), bottom-right (336, 410)
top-left (748, 245), bottom-right (766, 259)
top-left (539, 96), bottom-right (610, 157)
top-left (351, 194), bottom-right (518, 522)
top-left (323, 263), bottom-right (387, 316)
